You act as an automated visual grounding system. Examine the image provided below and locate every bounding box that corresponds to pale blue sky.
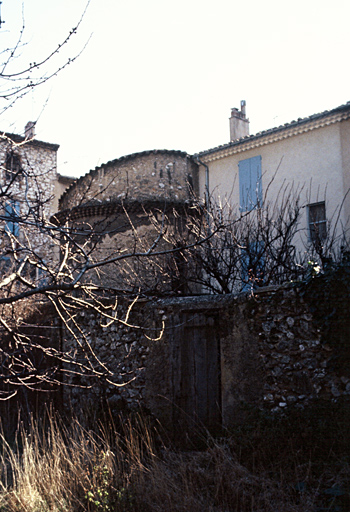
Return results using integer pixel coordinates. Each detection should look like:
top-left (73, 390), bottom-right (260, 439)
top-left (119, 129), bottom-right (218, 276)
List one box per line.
top-left (1, 0), bottom-right (350, 177)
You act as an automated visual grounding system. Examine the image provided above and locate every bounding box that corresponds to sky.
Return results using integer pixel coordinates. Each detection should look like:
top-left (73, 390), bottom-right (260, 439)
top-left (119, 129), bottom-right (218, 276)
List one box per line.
top-left (0, 0), bottom-right (350, 178)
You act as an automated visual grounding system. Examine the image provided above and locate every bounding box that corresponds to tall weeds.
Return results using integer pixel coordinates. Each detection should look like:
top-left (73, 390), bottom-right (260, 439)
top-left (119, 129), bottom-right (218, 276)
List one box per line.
top-left (0, 405), bottom-right (348, 511)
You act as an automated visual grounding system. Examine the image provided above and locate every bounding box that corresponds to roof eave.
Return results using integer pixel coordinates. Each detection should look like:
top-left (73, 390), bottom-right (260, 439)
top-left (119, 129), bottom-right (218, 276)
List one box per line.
top-left (0, 131), bottom-right (60, 151)
top-left (196, 101), bottom-right (350, 162)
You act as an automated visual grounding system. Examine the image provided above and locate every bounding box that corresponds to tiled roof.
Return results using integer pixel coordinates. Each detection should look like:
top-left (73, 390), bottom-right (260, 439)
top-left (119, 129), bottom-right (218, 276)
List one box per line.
top-left (196, 101), bottom-right (350, 159)
top-left (95, 148), bottom-right (191, 169)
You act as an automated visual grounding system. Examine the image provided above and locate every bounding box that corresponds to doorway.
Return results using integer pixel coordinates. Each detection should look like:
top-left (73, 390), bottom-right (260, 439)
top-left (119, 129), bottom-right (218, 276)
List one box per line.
top-left (173, 311), bottom-right (221, 433)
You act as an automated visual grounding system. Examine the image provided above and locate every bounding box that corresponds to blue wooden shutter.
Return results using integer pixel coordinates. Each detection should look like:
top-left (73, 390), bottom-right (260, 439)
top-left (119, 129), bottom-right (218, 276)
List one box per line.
top-left (13, 201), bottom-right (20, 237)
top-left (239, 156), bottom-right (262, 211)
top-left (5, 203), bottom-right (13, 235)
top-left (5, 201), bottom-right (20, 236)
top-left (253, 240), bottom-right (265, 285)
top-left (250, 156), bottom-right (262, 207)
top-left (239, 159), bottom-right (250, 211)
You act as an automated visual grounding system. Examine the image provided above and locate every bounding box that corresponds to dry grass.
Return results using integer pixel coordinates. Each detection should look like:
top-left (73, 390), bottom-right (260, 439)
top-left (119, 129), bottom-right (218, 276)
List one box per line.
top-left (0, 414), bottom-right (114, 511)
top-left (0, 403), bottom-right (348, 511)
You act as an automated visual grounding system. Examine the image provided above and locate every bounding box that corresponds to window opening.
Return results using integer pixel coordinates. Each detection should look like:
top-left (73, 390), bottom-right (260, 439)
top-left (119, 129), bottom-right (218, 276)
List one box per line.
top-left (308, 202), bottom-right (326, 242)
top-left (5, 152), bottom-right (22, 181)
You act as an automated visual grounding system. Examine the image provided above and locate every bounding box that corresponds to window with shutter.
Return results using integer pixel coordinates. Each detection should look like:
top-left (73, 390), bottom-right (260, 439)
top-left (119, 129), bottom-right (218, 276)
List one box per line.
top-left (239, 156), bottom-right (262, 211)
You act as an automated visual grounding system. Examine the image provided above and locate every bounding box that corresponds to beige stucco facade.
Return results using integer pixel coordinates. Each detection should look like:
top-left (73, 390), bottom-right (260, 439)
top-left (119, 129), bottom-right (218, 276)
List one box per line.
top-left (197, 103), bottom-right (350, 253)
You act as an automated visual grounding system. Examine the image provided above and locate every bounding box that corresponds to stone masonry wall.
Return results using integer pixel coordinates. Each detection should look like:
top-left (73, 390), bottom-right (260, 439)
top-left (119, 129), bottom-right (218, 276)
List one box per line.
top-left (55, 150), bottom-right (200, 296)
top-left (62, 286), bottom-right (349, 428)
top-left (59, 150), bottom-right (199, 211)
top-left (63, 298), bottom-right (163, 416)
top-left (0, 135), bottom-right (59, 261)
top-left (219, 286), bottom-right (348, 424)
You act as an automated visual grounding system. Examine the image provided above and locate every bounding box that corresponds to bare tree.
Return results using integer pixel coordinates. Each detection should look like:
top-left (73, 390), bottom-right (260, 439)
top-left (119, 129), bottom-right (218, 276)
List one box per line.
top-left (0, 1), bottom-right (90, 118)
top-left (0, 2), bottom-right (204, 400)
top-left (0, 145), bottom-right (219, 400)
top-left (1, 149), bottom-right (350, 407)
top-left (177, 182), bottom-right (350, 295)
top-left (1, 1), bottom-right (349, 404)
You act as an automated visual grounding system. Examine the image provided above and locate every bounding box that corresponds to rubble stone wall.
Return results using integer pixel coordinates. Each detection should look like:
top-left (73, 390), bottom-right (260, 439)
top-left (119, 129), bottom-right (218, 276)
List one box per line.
top-left (0, 136), bottom-right (59, 261)
top-left (63, 298), bottom-right (160, 415)
top-left (63, 286), bottom-right (349, 428)
top-left (219, 286), bottom-right (348, 424)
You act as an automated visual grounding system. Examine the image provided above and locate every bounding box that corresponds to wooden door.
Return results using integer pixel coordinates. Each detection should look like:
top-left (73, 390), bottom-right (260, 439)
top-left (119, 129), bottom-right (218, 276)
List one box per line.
top-left (175, 311), bottom-right (221, 432)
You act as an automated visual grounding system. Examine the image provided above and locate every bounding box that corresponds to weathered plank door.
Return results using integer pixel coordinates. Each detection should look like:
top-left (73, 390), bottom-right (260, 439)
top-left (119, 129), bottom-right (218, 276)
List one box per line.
top-left (174, 311), bottom-right (221, 432)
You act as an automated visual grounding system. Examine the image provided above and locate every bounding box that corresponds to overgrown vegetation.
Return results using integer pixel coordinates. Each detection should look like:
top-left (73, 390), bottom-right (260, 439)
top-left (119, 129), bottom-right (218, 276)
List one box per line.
top-left (0, 403), bottom-right (349, 512)
top-left (300, 253), bottom-right (350, 376)
top-left (179, 184), bottom-right (350, 294)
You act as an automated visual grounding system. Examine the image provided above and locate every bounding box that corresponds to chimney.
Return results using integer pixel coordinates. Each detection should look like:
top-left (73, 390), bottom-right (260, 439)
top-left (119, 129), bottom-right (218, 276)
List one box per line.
top-left (229, 100), bottom-right (249, 141)
top-left (25, 121), bottom-right (36, 139)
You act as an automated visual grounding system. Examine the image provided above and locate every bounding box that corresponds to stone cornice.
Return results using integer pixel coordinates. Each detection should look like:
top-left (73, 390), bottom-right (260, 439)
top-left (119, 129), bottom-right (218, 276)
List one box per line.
top-left (52, 198), bottom-right (196, 225)
top-left (198, 106), bottom-right (350, 163)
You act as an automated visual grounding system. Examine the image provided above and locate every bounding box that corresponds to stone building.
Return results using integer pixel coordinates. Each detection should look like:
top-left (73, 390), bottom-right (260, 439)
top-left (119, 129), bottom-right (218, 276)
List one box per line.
top-left (0, 124), bottom-right (75, 259)
top-left (55, 149), bottom-right (200, 294)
